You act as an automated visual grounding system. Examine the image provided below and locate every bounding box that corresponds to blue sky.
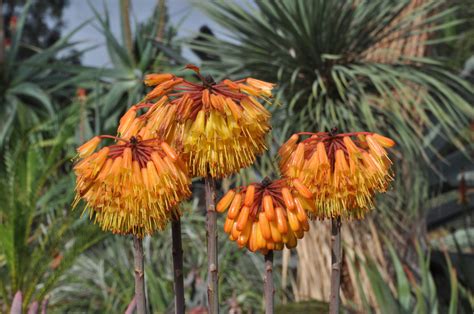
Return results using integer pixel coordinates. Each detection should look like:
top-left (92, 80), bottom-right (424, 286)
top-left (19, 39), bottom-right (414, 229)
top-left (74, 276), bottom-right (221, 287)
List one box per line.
top-left (63, 0), bottom-right (222, 66)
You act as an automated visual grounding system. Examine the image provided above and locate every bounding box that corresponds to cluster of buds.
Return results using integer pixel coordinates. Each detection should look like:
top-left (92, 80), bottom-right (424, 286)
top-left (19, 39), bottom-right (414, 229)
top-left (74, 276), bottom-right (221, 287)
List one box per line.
top-left (117, 65), bottom-right (274, 178)
top-left (217, 178), bottom-right (312, 253)
top-left (279, 130), bottom-right (395, 219)
top-left (73, 135), bottom-right (191, 237)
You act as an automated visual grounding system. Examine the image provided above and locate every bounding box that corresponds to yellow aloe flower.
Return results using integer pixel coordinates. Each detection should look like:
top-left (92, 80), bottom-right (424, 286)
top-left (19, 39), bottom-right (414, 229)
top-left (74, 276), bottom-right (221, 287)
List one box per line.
top-left (216, 178), bottom-right (312, 253)
top-left (278, 130), bottom-right (395, 219)
top-left (73, 135), bottom-right (191, 237)
top-left (117, 65), bottom-right (274, 178)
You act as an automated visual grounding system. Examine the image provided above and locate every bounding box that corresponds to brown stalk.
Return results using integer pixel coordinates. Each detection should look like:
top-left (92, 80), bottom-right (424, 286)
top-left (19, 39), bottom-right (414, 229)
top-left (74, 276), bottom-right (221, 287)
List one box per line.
top-left (329, 218), bottom-right (342, 314)
top-left (171, 216), bottom-right (185, 314)
top-left (205, 176), bottom-right (219, 313)
top-left (264, 251), bottom-right (274, 314)
top-left (133, 236), bottom-right (147, 314)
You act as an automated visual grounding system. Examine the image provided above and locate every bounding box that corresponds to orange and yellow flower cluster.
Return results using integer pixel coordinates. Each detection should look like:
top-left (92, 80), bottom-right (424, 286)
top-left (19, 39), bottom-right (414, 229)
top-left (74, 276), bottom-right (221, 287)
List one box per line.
top-left (217, 178), bottom-right (312, 253)
top-left (117, 66), bottom-right (274, 178)
top-left (279, 131), bottom-right (395, 219)
top-left (73, 135), bottom-right (191, 237)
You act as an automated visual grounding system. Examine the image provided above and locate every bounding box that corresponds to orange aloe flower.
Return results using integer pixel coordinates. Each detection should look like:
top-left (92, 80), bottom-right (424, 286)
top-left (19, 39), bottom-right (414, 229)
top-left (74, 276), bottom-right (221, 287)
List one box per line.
top-left (216, 178), bottom-right (311, 253)
top-left (279, 129), bottom-right (395, 219)
top-left (73, 135), bottom-right (191, 237)
top-left (117, 65), bottom-right (274, 178)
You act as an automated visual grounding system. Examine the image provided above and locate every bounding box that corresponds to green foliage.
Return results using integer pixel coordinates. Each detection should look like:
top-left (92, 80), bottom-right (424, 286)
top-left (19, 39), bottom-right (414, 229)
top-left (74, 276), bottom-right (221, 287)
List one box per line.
top-left (349, 238), bottom-right (473, 314)
top-left (0, 0), bottom-right (92, 146)
top-left (432, 0), bottom-right (474, 70)
top-left (0, 111), bottom-right (104, 311)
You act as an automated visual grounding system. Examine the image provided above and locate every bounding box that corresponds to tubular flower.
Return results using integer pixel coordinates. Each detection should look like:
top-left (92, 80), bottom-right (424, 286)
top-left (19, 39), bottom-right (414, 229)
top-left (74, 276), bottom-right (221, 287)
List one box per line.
top-left (73, 135), bottom-right (191, 237)
top-left (117, 65), bottom-right (274, 178)
top-left (216, 178), bottom-right (311, 253)
top-left (279, 130), bottom-right (395, 219)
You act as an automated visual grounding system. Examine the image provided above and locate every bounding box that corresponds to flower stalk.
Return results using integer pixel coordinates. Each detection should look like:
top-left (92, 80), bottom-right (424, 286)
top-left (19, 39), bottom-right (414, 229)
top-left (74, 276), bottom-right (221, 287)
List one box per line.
top-left (133, 237), bottom-right (147, 314)
top-left (329, 218), bottom-right (342, 314)
top-left (264, 251), bottom-right (274, 314)
top-left (119, 0), bottom-right (133, 57)
top-left (171, 216), bottom-right (185, 314)
top-left (205, 176), bottom-right (219, 313)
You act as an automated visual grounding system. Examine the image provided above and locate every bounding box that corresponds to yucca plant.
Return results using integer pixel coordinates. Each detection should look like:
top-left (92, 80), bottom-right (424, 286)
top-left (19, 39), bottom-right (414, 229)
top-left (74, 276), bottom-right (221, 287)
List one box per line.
top-left (0, 107), bottom-right (104, 312)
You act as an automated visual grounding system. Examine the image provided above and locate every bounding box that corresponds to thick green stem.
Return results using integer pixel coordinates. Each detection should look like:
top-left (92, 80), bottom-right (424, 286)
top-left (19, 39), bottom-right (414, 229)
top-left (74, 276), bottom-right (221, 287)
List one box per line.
top-left (329, 218), bottom-right (342, 314)
top-left (133, 237), bottom-right (146, 314)
top-left (205, 177), bottom-right (219, 314)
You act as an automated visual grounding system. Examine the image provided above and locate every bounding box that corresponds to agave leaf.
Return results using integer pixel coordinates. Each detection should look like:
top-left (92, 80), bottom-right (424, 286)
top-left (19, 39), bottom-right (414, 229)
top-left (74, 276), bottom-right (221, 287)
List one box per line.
top-left (89, 2), bottom-right (133, 68)
top-left (9, 83), bottom-right (54, 116)
top-left (361, 255), bottom-right (403, 314)
top-left (0, 96), bottom-right (18, 146)
top-left (384, 237), bottom-right (412, 311)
